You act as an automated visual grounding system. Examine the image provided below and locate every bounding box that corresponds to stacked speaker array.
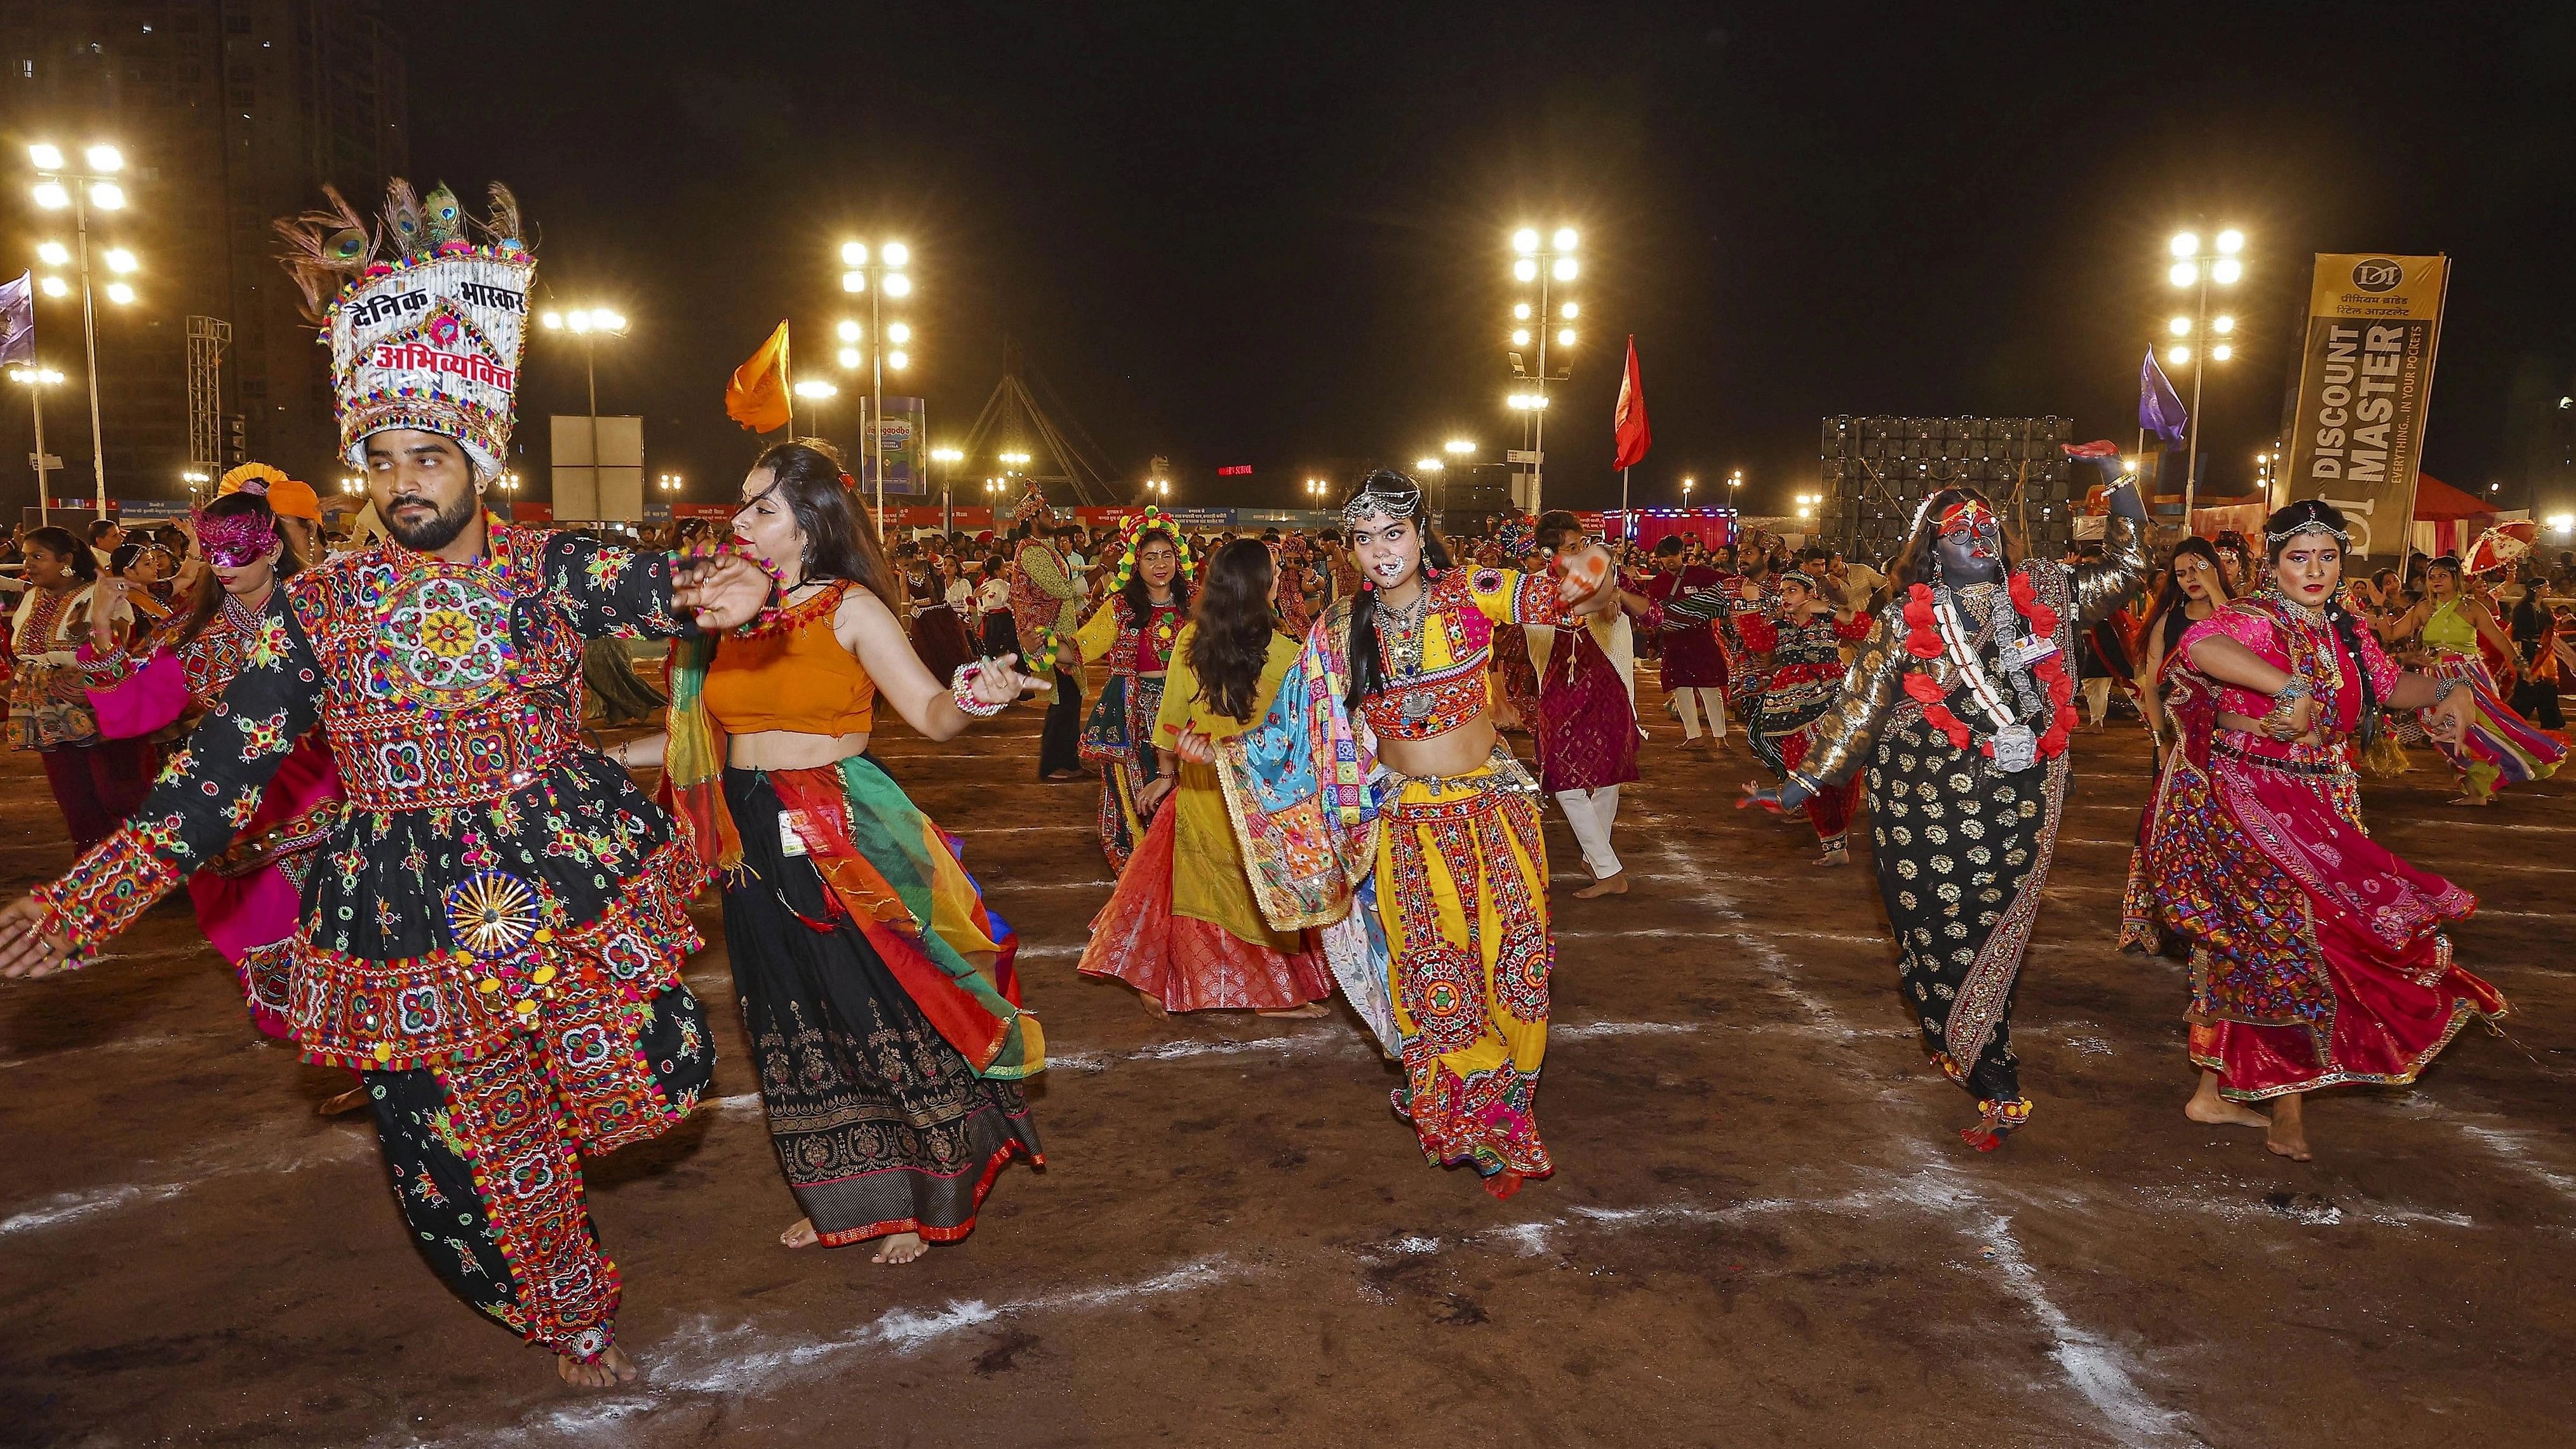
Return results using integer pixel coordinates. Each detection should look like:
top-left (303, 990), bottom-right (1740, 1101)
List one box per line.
top-left (1818, 416), bottom-right (2079, 566)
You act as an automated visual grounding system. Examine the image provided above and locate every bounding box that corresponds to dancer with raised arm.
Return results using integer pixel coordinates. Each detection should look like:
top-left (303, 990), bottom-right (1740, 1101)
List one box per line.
top-left (1080, 538), bottom-right (1335, 1014)
top-left (0, 180), bottom-right (770, 1387)
top-left (1747, 472), bottom-right (2147, 1150)
top-left (1217, 471), bottom-right (1609, 1199)
top-left (1734, 565), bottom-right (1873, 865)
top-left (633, 441), bottom-right (1048, 1262)
top-left (2380, 555), bottom-right (2564, 805)
top-left (1072, 511), bottom-right (1192, 868)
top-left (2129, 501), bottom-right (2503, 1161)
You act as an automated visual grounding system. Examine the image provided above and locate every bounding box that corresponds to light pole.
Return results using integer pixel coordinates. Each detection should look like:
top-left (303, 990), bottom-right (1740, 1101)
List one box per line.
top-left (30, 142), bottom-right (138, 514)
top-left (538, 307), bottom-right (629, 512)
top-left (1506, 225), bottom-right (1580, 513)
top-left (931, 446), bottom-right (963, 535)
top-left (2165, 227), bottom-right (2244, 520)
top-left (1682, 474), bottom-right (1695, 507)
top-left (839, 240), bottom-right (916, 521)
top-left (9, 364), bottom-right (65, 521)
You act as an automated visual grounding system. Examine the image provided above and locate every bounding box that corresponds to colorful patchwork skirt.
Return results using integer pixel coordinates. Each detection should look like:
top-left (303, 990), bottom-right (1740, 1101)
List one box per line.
top-left (1376, 752), bottom-right (1553, 1180)
top-left (2422, 650), bottom-right (2565, 802)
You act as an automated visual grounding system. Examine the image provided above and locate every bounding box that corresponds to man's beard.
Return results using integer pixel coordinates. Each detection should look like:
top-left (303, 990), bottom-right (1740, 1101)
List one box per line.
top-left (382, 489), bottom-right (480, 552)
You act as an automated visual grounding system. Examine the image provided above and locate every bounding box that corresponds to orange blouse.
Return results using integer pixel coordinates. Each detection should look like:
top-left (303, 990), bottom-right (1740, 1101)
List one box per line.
top-left (702, 582), bottom-right (878, 736)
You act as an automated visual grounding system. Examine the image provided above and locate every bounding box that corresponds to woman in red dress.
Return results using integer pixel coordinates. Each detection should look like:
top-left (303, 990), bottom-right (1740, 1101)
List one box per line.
top-left (2134, 500), bottom-right (2502, 1161)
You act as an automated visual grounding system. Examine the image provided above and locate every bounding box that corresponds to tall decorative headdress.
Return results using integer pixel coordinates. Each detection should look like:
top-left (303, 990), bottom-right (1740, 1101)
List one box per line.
top-left (1010, 482), bottom-right (1056, 528)
top-left (274, 179), bottom-right (533, 481)
top-left (1108, 506), bottom-right (1196, 590)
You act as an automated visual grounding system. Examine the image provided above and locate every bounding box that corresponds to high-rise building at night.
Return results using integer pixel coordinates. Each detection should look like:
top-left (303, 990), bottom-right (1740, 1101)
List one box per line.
top-left (1, 1), bottom-right (406, 511)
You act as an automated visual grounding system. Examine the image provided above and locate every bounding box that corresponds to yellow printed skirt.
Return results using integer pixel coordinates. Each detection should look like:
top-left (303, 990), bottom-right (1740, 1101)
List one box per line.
top-left (1375, 752), bottom-right (1553, 1179)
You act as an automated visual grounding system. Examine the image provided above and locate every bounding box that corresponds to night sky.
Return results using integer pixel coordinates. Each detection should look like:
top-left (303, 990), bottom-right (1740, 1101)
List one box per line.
top-left (403, 0), bottom-right (2575, 516)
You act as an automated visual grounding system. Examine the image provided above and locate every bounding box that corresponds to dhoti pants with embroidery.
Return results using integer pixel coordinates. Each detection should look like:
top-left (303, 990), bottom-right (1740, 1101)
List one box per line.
top-left (364, 982), bottom-right (713, 1363)
top-left (1378, 765), bottom-right (1553, 1180)
top-left (1864, 715), bottom-right (2055, 1113)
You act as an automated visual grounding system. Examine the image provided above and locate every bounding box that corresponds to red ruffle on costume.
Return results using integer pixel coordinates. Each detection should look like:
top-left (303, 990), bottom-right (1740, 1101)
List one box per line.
top-left (1079, 803), bottom-right (1335, 1012)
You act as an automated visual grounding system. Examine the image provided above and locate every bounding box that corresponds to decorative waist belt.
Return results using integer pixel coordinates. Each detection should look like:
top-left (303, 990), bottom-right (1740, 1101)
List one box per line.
top-left (2213, 738), bottom-right (2344, 777)
top-left (336, 717), bottom-right (577, 811)
top-left (1376, 744), bottom-right (1541, 798)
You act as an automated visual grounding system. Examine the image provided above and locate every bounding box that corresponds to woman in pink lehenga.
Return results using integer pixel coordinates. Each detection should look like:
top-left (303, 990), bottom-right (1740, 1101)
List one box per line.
top-left (2132, 500), bottom-right (2504, 1161)
top-left (81, 491), bottom-right (350, 1093)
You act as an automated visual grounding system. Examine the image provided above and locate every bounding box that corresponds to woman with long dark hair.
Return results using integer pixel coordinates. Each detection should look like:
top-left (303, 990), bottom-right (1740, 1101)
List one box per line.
top-left (2133, 537), bottom-right (2234, 761)
top-left (8, 524), bottom-right (144, 850)
top-left (2380, 555), bottom-right (2563, 803)
top-left (75, 490), bottom-right (348, 1052)
top-left (2131, 500), bottom-right (2502, 1160)
top-left (629, 440), bottom-right (1049, 1262)
top-left (1080, 538), bottom-right (1334, 1013)
top-left (1213, 470), bottom-right (1610, 1200)
top-left (1070, 515), bottom-right (1193, 868)
top-left (2507, 570), bottom-right (2566, 730)
top-left (1748, 472), bottom-right (2150, 1151)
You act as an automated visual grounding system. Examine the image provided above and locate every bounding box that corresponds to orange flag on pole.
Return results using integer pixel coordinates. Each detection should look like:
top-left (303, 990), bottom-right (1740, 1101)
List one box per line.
top-left (725, 321), bottom-right (792, 432)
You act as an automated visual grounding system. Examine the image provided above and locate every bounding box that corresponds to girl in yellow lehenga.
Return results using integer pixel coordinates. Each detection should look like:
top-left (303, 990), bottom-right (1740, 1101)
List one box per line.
top-left (1079, 540), bottom-right (1335, 1013)
top-left (1073, 514), bottom-right (1192, 867)
top-left (1209, 471), bottom-right (1609, 1200)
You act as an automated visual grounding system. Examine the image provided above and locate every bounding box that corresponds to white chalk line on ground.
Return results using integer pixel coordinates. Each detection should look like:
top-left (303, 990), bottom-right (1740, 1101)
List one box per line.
top-left (0, 1118), bottom-right (372, 1237)
top-left (397, 1255), bottom-right (1259, 1448)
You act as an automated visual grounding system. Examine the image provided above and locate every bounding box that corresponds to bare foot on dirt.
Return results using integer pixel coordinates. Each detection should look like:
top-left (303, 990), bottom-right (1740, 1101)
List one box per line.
top-left (873, 1231), bottom-right (929, 1265)
top-left (1134, 989), bottom-right (1171, 1018)
top-left (2184, 1071), bottom-right (2269, 1128)
top-left (558, 1344), bottom-right (639, 1387)
top-left (1573, 873), bottom-right (1628, 898)
top-left (316, 1086), bottom-right (372, 1116)
top-left (2264, 1094), bottom-right (2312, 1161)
top-left (1482, 1170), bottom-right (1525, 1201)
top-left (1811, 847), bottom-right (1848, 869)
top-left (1257, 1002), bottom-right (1332, 1018)
top-left (781, 1217), bottom-right (818, 1248)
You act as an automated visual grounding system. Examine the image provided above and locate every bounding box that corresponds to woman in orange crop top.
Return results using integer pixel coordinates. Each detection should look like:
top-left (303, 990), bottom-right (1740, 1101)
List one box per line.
top-left (620, 441), bottom-right (1047, 1266)
top-left (1280, 469), bottom-right (1609, 1203)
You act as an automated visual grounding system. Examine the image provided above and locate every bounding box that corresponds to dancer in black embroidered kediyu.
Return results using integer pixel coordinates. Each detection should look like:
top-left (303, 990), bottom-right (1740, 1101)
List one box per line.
top-left (1749, 471), bottom-right (2147, 1150)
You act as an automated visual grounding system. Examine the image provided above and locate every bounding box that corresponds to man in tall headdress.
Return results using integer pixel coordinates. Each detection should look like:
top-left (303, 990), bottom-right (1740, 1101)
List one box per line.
top-left (0, 179), bottom-right (767, 1387)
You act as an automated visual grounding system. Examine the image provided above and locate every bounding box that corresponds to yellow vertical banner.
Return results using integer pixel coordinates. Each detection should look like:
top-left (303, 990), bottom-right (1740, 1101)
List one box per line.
top-left (2276, 253), bottom-right (2450, 562)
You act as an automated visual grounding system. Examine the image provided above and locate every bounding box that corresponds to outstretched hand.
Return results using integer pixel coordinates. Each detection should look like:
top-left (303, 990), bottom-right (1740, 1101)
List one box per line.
top-left (0, 896), bottom-right (79, 979)
top-left (971, 654), bottom-right (1052, 708)
top-left (1555, 545), bottom-right (1613, 608)
top-left (673, 550), bottom-right (772, 633)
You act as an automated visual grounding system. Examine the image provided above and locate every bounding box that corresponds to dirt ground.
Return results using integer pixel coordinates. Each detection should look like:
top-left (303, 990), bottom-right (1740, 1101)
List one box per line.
top-left (4, 688), bottom-right (2573, 1448)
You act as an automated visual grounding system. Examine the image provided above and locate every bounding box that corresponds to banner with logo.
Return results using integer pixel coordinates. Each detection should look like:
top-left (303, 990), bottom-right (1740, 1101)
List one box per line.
top-left (859, 395), bottom-right (926, 496)
top-left (2277, 253), bottom-right (2450, 562)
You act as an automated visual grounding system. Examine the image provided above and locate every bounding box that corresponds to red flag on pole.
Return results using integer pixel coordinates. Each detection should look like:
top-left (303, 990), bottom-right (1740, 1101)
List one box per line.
top-left (1612, 335), bottom-right (1651, 470)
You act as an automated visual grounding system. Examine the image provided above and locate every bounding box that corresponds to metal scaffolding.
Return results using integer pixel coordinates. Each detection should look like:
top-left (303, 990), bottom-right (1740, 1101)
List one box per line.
top-left (185, 315), bottom-right (232, 489)
top-left (953, 341), bottom-right (1118, 506)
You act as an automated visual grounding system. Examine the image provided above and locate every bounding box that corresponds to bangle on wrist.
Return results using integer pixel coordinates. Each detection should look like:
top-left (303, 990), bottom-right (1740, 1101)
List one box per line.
top-left (951, 661), bottom-right (1009, 719)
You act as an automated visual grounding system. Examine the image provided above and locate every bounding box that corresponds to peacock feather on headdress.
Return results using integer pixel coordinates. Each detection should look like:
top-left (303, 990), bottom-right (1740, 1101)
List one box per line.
top-left (271, 177), bottom-right (539, 479)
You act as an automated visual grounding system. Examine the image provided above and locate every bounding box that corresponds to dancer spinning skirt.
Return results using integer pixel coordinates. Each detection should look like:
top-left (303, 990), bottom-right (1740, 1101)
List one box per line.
top-left (1080, 540), bottom-right (1334, 1012)
top-left (1754, 477), bottom-right (2147, 1150)
top-left (1217, 472), bottom-right (1606, 1198)
top-left (2133, 502), bottom-right (2502, 1159)
top-left (656, 441), bottom-right (1045, 1258)
top-left (78, 490), bottom-right (343, 1039)
top-left (1734, 569), bottom-right (1871, 864)
top-left (2405, 558), bottom-right (2563, 804)
top-left (1073, 514), bottom-right (1192, 868)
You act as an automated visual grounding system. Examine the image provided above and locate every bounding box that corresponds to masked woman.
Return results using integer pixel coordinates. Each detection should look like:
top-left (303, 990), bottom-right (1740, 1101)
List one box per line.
top-left (1079, 538), bottom-right (1334, 1014)
top-left (1734, 566), bottom-right (1872, 865)
top-left (2380, 556), bottom-right (2564, 804)
top-left (1071, 514), bottom-right (1192, 869)
top-left (2129, 500), bottom-right (2502, 1161)
top-left (1212, 471), bottom-right (1606, 1200)
top-left (633, 441), bottom-right (1047, 1263)
top-left (77, 490), bottom-right (347, 1050)
top-left (1749, 474), bottom-right (2149, 1151)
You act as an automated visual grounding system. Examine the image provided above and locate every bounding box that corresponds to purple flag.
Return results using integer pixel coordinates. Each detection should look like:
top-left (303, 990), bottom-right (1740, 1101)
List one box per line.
top-left (2138, 347), bottom-right (2187, 444)
top-left (0, 272), bottom-right (30, 367)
